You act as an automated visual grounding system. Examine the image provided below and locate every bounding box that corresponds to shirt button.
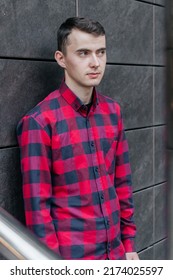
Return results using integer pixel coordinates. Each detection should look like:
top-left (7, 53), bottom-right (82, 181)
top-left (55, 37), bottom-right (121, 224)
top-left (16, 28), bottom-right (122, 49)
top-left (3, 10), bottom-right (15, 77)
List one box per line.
top-left (91, 141), bottom-right (94, 147)
top-left (107, 243), bottom-right (111, 252)
top-left (95, 167), bottom-right (98, 173)
top-left (100, 192), bottom-right (104, 200)
top-left (106, 219), bottom-right (110, 228)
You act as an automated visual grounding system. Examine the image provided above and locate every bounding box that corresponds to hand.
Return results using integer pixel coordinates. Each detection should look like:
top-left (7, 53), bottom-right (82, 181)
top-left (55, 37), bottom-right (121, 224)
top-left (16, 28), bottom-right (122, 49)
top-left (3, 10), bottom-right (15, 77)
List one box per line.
top-left (125, 252), bottom-right (139, 260)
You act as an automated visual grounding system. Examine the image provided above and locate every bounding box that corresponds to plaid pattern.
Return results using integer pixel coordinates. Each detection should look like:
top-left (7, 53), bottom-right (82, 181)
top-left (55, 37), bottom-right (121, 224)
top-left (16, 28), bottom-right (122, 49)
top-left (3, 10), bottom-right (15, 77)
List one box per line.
top-left (17, 81), bottom-right (136, 260)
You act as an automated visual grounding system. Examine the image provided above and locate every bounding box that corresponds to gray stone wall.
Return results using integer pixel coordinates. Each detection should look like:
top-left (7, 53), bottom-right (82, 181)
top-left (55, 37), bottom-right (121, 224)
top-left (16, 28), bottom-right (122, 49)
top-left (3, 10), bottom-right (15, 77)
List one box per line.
top-left (0, 0), bottom-right (166, 259)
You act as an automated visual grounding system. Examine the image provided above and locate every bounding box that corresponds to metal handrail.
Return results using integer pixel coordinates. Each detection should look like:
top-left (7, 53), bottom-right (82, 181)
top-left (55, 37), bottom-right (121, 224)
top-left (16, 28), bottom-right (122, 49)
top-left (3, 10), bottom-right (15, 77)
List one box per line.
top-left (0, 207), bottom-right (62, 260)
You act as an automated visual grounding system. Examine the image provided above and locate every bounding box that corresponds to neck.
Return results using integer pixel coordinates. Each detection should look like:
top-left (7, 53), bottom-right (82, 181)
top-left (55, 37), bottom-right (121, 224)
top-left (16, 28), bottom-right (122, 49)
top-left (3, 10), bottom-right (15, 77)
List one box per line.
top-left (65, 77), bottom-right (93, 104)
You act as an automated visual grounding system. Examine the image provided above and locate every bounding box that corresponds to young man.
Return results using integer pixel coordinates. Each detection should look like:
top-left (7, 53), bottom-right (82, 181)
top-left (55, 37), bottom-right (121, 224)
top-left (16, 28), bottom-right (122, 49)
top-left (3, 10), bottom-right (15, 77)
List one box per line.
top-left (17, 17), bottom-right (139, 260)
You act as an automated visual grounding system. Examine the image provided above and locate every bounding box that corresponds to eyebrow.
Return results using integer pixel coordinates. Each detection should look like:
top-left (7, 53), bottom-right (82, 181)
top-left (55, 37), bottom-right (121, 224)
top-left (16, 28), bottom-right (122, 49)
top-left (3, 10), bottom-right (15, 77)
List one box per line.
top-left (76, 47), bottom-right (106, 53)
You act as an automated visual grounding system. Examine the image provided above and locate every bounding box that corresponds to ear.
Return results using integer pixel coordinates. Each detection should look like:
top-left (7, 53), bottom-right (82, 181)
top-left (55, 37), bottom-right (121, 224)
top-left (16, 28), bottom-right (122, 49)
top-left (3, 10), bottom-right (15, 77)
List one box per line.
top-left (54, 51), bottom-right (66, 69)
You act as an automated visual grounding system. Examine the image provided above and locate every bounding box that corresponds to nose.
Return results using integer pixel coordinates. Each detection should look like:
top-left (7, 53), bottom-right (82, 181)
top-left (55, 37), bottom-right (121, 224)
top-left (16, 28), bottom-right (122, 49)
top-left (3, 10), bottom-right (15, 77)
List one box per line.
top-left (89, 54), bottom-right (100, 68)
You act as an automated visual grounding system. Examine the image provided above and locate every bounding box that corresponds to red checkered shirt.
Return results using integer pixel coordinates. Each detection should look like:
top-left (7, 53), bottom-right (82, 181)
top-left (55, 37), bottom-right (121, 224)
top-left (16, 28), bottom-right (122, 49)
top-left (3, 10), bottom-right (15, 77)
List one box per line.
top-left (17, 81), bottom-right (136, 260)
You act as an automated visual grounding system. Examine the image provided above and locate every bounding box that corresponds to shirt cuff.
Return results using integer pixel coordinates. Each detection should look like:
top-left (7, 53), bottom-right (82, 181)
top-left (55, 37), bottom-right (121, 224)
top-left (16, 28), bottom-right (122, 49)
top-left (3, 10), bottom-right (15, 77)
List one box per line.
top-left (122, 238), bottom-right (136, 253)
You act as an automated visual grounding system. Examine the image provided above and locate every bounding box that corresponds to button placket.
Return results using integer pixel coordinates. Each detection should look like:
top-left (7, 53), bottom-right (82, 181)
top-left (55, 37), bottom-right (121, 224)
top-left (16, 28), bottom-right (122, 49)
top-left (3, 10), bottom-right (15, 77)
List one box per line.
top-left (95, 166), bottom-right (98, 173)
top-left (91, 141), bottom-right (94, 147)
top-left (107, 242), bottom-right (111, 253)
top-left (90, 141), bottom-right (95, 152)
top-left (106, 219), bottom-right (110, 228)
top-left (86, 115), bottom-right (111, 251)
top-left (100, 192), bottom-right (104, 201)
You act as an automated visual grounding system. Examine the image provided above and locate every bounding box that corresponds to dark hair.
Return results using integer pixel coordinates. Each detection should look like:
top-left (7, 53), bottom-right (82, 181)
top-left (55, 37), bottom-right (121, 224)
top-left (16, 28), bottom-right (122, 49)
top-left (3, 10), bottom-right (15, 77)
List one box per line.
top-left (57, 17), bottom-right (105, 54)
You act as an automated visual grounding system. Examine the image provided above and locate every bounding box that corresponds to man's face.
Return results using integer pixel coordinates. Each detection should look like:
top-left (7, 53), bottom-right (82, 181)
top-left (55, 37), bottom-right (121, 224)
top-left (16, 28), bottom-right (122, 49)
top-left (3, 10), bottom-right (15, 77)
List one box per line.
top-left (57, 29), bottom-right (107, 91)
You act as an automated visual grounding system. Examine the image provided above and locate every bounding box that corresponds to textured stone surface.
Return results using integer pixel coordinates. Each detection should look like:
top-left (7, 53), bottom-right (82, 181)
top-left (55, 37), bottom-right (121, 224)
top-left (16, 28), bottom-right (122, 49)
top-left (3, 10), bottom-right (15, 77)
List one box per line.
top-left (0, 59), bottom-right (63, 147)
top-left (138, 246), bottom-right (154, 260)
top-left (99, 65), bottom-right (153, 129)
top-left (154, 67), bottom-right (166, 125)
top-left (144, 0), bottom-right (155, 2)
top-left (154, 6), bottom-right (166, 65)
top-left (154, 183), bottom-right (167, 242)
top-left (126, 128), bottom-right (153, 191)
top-left (154, 239), bottom-right (167, 259)
top-left (0, 147), bottom-right (25, 223)
top-left (78, 0), bottom-right (153, 64)
top-left (134, 188), bottom-right (154, 252)
top-left (154, 126), bottom-right (166, 184)
top-left (0, 0), bottom-right (76, 59)
top-left (155, 0), bottom-right (165, 6)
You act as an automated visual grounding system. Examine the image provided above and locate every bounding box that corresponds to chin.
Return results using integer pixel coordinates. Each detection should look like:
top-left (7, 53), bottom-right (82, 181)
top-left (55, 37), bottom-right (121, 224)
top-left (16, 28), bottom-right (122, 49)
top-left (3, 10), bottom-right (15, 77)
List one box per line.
top-left (88, 80), bottom-right (101, 87)
top-left (93, 81), bottom-right (101, 87)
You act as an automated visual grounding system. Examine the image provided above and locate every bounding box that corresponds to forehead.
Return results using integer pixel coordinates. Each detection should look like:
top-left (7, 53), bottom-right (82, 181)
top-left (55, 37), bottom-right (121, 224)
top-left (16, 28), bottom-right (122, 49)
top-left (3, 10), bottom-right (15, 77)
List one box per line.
top-left (67, 29), bottom-right (106, 50)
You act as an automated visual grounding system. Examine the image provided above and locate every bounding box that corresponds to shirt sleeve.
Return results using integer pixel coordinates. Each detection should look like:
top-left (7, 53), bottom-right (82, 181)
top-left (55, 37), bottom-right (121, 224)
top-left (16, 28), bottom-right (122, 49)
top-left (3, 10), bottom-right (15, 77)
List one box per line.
top-left (115, 105), bottom-right (137, 253)
top-left (17, 115), bottom-right (60, 255)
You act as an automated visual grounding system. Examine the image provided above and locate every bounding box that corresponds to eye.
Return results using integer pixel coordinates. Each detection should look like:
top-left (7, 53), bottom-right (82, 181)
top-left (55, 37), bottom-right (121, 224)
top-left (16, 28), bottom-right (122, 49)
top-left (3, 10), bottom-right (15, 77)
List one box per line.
top-left (97, 49), bottom-right (106, 57)
top-left (78, 50), bottom-right (89, 56)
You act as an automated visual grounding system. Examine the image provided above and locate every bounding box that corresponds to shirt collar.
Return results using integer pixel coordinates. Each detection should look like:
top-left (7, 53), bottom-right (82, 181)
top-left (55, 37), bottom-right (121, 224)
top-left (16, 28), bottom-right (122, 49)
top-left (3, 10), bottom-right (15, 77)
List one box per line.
top-left (59, 80), bottom-right (99, 112)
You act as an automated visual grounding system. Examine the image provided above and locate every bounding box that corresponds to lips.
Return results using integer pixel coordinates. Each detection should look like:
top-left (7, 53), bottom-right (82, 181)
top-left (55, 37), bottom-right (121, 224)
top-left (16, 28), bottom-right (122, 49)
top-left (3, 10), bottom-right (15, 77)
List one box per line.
top-left (87, 73), bottom-right (100, 78)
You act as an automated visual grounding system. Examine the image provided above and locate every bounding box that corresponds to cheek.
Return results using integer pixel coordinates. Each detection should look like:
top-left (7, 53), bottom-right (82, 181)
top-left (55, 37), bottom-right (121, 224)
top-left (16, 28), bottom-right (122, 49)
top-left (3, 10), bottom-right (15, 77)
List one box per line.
top-left (100, 61), bottom-right (106, 73)
top-left (66, 62), bottom-right (79, 74)
top-left (69, 61), bottom-right (83, 70)
top-left (102, 64), bottom-right (106, 75)
top-left (101, 58), bottom-right (107, 67)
